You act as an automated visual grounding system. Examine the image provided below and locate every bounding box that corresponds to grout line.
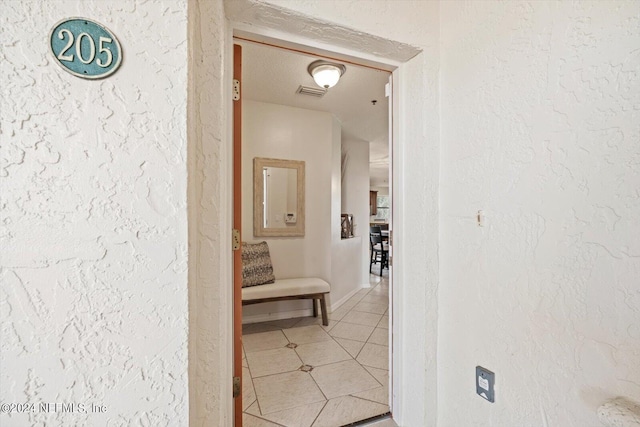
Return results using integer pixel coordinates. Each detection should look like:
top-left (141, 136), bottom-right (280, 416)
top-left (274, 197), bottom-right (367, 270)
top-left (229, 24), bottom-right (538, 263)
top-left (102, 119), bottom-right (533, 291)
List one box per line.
top-left (328, 321), bottom-right (369, 343)
top-left (306, 369), bottom-right (329, 402)
top-left (310, 400), bottom-right (329, 427)
top-left (332, 336), bottom-right (364, 359)
top-left (361, 324), bottom-right (377, 344)
top-left (243, 360), bottom-right (261, 416)
top-left (340, 317), bottom-right (383, 328)
top-left (349, 381), bottom-right (387, 397)
top-left (354, 342), bottom-right (367, 360)
top-left (362, 366), bottom-right (388, 388)
top-left (249, 363), bottom-right (305, 380)
top-left (244, 411), bottom-right (288, 427)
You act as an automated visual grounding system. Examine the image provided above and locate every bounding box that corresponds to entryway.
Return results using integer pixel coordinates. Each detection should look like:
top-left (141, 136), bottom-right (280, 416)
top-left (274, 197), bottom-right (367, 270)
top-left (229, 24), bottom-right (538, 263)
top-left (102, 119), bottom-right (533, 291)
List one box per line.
top-left (232, 36), bottom-right (395, 426)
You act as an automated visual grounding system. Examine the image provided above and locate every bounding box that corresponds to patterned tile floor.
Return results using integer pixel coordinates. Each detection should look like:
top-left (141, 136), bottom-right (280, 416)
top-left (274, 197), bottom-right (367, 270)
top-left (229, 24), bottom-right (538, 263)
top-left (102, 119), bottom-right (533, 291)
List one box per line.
top-left (242, 273), bottom-right (390, 427)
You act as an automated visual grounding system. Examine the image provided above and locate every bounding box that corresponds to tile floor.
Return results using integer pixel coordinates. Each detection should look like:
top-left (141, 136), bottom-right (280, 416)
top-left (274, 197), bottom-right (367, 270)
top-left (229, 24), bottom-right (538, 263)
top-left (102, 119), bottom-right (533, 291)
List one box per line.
top-left (359, 417), bottom-right (397, 427)
top-left (242, 273), bottom-right (390, 427)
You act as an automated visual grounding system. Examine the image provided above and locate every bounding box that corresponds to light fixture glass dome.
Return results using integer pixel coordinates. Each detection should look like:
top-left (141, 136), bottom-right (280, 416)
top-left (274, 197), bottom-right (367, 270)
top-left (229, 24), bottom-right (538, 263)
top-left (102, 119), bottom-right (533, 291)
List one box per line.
top-left (308, 61), bottom-right (346, 89)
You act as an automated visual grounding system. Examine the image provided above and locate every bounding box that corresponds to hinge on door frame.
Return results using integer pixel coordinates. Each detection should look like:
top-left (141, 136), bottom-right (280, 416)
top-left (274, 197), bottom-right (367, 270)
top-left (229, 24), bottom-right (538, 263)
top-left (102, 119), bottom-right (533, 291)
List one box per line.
top-left (233, 376), bottom-right (241, 398)
top-left (233, 79), bottom-right (240, 101)
top-left (232, 229), bottom-right (241, 251)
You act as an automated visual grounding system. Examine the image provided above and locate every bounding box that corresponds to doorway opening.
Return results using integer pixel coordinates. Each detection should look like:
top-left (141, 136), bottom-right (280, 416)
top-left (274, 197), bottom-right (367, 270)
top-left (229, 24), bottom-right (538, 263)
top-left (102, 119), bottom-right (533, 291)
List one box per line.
top-left (233, 37), bottom-right (395, 427)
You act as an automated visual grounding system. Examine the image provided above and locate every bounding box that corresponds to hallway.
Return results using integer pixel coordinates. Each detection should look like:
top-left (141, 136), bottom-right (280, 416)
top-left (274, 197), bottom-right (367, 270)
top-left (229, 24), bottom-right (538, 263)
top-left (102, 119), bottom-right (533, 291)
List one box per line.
top-left (242, 274), bottom-right (390, 426)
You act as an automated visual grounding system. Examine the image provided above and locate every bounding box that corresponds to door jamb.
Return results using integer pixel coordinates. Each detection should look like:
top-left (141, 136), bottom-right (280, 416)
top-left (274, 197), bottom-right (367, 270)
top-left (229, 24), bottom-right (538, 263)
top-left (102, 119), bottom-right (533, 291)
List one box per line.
top-left (232, 43), bottom-right (243, 425)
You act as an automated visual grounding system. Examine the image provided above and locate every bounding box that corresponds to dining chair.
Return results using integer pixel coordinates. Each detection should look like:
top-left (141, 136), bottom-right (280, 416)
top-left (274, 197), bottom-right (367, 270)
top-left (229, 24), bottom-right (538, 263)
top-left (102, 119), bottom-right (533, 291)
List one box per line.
top-left (369, 227), bottom-right (388, 276)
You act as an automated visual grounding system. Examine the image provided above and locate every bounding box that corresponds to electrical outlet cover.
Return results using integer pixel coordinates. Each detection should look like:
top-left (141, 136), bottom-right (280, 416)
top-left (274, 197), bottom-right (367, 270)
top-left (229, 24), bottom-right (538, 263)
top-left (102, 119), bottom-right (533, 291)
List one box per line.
top-left (476, 366), bottom-right (495, 403)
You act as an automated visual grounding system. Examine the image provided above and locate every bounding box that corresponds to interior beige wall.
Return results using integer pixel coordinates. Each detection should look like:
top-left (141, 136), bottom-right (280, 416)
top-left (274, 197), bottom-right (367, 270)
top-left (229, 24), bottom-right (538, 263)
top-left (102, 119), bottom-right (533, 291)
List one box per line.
top-left (341, 138), bottom-right (371, 284)
top-left (241, 100), bottom-right (334, 321)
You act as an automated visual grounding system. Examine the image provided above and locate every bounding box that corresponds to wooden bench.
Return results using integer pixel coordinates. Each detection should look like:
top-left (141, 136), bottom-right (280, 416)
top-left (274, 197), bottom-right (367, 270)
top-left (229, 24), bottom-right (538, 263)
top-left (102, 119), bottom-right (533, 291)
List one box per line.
top-left (241, 277), bottom-right (331, 326)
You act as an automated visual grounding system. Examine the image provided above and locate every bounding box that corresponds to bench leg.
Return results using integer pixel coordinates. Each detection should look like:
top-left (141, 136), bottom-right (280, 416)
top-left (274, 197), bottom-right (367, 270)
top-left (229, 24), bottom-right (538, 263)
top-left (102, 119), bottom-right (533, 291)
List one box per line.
top-left (319, 294), bottom-right (328, 326)
top-left (312, 298), bottom-right (318, 318)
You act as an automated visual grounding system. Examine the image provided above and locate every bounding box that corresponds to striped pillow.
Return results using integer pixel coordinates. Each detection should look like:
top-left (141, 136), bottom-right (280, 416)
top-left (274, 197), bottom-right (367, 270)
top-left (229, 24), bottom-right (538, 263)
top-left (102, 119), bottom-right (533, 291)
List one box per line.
top-left (241, 242), bottom-right (276, 288)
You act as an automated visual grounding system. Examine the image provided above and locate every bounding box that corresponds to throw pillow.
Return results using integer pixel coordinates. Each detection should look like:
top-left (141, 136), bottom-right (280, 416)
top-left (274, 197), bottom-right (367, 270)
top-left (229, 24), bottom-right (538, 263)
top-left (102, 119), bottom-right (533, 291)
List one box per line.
top-left (241, 241), bottom-right (276, 288)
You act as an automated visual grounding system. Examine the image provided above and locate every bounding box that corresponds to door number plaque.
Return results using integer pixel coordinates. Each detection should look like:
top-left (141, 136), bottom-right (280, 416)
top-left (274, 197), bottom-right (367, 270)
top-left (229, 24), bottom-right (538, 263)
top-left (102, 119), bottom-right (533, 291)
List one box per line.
top-left (49, 18), bottom-right (122, 79)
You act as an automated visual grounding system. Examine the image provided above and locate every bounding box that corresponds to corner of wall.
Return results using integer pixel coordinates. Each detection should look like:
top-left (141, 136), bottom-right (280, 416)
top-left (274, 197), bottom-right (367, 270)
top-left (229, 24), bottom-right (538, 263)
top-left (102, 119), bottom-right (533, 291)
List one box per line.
top-left (188, 0), bottom-right (233, 425)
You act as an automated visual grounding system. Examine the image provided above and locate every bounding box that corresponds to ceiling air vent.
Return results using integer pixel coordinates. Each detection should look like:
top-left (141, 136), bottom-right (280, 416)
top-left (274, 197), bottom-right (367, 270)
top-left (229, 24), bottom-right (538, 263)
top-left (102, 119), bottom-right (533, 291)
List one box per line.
top-left (296, 85), bottom-right (327, 98)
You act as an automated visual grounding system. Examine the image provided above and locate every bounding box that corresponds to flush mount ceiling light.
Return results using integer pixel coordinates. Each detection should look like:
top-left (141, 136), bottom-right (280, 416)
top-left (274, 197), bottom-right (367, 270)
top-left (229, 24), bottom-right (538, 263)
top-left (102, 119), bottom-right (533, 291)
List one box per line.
top-left (307, 60), bottom-right (346, 89)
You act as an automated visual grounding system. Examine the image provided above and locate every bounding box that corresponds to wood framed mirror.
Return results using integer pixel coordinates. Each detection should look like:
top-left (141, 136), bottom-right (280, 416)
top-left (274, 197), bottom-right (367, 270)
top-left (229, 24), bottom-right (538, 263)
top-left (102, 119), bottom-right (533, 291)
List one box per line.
top-left (253, 157), bottom-right (305, 237)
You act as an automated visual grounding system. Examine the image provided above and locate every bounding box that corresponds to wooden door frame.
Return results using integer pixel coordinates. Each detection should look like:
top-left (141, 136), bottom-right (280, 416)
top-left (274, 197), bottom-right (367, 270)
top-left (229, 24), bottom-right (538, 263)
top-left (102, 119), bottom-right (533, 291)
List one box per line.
top-left (232, 43), bottom-right (243, 425)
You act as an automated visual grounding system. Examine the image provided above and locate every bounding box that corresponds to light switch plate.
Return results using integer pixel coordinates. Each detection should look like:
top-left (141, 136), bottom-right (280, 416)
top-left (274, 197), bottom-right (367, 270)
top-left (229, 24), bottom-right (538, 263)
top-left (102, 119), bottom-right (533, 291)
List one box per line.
top-left (476, 366), bottom-right (495, 403)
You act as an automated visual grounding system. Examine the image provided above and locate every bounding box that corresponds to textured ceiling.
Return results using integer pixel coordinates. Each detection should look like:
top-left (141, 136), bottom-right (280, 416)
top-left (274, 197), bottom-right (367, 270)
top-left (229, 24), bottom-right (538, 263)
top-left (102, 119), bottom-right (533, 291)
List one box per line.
top-left (238, 40), bottom-right (391, 187)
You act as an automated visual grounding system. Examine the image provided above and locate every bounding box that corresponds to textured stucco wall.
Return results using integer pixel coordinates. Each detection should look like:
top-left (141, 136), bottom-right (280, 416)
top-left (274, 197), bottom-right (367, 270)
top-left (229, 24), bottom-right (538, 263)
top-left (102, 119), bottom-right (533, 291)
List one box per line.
top-left (439, 1), bottom-right (640, 426)
top-left (187, 0), bottom-right (232, 425)
top-left (1, 1), bottom-right (189, 425)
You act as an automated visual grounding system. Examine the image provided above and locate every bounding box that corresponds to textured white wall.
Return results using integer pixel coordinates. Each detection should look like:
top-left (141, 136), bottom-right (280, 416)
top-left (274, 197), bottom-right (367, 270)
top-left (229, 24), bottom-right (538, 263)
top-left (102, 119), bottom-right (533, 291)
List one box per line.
top-left (439, 1), bottom-right (640, 426)
top-left (187, 0), bottom-right (232, 425)
top-left (11, 2), bottom-right (629, 426)
top-left (1, 0), bottom-right (189, 425)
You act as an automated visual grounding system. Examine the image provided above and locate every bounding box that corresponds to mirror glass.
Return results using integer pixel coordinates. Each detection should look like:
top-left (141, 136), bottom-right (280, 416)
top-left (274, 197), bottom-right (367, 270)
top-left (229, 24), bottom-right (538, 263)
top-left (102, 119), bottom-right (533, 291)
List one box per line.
top-left (262, 166), bottom-right (298, 229)
top-left (254, 157), bottom-right (305, 237)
